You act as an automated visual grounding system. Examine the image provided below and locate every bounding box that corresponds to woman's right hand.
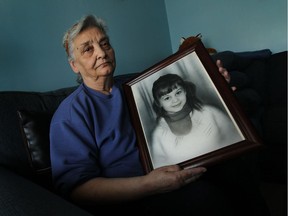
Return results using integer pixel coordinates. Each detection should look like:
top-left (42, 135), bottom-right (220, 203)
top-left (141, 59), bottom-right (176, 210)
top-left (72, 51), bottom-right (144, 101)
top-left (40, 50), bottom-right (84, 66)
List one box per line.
top-left (70, 165), bottom-right (206, 204)
top-left (144, 165), bottom-right (207, 195)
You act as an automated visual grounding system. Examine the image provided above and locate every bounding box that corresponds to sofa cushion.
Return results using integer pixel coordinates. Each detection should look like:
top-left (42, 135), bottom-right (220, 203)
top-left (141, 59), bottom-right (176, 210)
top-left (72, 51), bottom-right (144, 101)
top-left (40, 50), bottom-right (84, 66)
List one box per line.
top-left (17, 110), bottom-right (55, 190)
top-left (0, 167), bottom-right (93, 216)
top-left (265, 51), bottom-right (287, 106)
top-left (17, 110), bottom-right (53, 174)
top-left (0, 86), bottom-right (77, 188)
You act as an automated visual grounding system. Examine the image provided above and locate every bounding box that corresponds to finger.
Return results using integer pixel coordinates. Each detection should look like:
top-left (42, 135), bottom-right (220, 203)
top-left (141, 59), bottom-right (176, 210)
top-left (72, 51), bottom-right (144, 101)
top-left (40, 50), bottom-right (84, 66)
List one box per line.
top-left (184, 166), bottom-right (206, 172)
top-left (182, 167), bottom-right (207, 178)
top-left (217, 61), bottom-right (230, 79)
top-left (219, 68), bottom-right (230, 82)
top-left (216, 59), bottom-right (223, 68)
top-left (184, 172), bottom-right (205, 184)
top-left (158, 164), bottom-right (181, 172)
top-left (219, 66), bottom-right (227, 75)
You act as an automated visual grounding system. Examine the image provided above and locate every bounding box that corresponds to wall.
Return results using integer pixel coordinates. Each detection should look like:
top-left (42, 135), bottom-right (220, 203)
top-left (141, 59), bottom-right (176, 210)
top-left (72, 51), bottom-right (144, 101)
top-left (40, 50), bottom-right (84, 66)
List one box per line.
top-left (165, 0), bottom-right (287, 53)
top-left (1, 0), bottom-right (287, 91)
top-left (0, 0), bottom-right (171, 91)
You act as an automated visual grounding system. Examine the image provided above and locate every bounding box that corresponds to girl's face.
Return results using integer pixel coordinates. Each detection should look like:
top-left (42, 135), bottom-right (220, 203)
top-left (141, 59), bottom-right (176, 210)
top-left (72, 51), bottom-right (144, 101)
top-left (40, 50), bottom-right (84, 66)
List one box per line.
top-left (159, 85), bottom-right (187, 113)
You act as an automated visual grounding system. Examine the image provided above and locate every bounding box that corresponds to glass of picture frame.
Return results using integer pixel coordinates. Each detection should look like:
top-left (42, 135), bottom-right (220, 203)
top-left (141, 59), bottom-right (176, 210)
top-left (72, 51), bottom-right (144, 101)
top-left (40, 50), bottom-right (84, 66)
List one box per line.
top-left (123, 40), bottom-right (262, 173)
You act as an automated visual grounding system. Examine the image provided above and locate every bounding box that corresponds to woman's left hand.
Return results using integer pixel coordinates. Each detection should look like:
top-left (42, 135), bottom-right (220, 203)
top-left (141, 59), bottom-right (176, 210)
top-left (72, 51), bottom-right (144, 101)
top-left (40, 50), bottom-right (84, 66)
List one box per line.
top-left (216, 60), bottom-right (237, 91)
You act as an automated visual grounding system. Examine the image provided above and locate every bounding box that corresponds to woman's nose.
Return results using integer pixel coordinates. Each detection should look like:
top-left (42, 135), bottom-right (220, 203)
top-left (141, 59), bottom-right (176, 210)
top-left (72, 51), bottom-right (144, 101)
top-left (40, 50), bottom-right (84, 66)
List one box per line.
top-left (94, 44), bottom-right (106, 59)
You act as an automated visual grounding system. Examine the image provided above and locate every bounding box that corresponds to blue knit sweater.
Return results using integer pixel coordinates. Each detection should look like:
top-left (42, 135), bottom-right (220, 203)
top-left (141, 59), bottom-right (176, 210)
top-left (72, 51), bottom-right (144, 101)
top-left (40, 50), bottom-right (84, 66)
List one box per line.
top-left (50, 80), bottom-right (144, 196)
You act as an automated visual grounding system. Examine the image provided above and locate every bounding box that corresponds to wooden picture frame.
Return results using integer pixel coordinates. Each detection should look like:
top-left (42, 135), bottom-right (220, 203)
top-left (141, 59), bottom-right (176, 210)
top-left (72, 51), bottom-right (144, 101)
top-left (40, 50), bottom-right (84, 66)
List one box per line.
top-left (123, 40), bottom-right (262, 173)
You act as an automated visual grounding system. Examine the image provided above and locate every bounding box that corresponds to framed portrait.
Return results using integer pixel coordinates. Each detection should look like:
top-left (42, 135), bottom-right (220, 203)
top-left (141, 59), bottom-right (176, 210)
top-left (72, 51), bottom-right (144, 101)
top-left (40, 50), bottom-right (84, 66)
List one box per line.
top-left (123, 40), bottom-right (262, 173)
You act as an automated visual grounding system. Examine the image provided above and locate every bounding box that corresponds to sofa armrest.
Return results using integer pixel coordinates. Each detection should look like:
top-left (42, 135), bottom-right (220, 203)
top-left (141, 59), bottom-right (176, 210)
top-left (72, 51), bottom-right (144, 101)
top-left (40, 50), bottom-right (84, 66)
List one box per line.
top-left (0, 167), bottom-right (92, 216)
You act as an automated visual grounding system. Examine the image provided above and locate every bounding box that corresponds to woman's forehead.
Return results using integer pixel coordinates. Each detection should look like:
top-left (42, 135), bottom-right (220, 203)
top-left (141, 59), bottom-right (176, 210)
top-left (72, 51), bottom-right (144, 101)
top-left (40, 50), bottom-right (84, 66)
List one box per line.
top-left (74, 27), bottom-right (107, 46)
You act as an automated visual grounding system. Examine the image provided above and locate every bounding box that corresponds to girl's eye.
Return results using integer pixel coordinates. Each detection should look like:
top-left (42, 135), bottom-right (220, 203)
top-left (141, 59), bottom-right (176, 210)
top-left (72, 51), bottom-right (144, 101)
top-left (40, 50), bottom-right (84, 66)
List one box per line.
top-left (161, 96), bottom-right (170, 101)
top-left (176, 90), bottom-right (183, 96)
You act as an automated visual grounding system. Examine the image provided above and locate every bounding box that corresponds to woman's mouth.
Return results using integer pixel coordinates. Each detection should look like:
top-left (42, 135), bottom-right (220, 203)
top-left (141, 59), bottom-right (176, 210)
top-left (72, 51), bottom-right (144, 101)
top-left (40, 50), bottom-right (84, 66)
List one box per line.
top-left (96, 62), bottom-right (110, 69)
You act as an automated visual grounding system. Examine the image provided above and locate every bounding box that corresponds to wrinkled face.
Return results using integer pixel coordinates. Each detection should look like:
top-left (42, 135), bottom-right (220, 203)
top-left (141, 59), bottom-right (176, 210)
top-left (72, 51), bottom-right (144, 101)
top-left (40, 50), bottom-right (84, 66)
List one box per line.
top-left (69, 27), bottom-right (116, 82)
top-left (159, 85), bottom-right (187, 113)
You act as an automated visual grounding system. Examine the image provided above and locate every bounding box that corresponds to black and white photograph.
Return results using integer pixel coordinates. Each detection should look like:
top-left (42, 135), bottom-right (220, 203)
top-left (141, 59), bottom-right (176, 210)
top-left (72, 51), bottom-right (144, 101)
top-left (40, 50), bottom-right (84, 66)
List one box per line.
top-left (124, 41), bottom-right (262, 172)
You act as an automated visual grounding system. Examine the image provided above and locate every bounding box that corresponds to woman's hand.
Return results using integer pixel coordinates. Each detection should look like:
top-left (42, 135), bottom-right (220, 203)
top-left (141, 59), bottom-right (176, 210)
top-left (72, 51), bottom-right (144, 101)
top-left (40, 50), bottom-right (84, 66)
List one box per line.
top-left (216, 60), bottom-right (237, 91)
top-left (144, 165), bottom-right (207, 195)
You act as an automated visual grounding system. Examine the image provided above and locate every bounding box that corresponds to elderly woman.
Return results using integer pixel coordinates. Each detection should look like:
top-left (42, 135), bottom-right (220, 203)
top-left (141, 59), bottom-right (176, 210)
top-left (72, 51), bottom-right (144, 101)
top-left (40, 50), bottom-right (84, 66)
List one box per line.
top-left (50, 14), bottom-right (270, 216)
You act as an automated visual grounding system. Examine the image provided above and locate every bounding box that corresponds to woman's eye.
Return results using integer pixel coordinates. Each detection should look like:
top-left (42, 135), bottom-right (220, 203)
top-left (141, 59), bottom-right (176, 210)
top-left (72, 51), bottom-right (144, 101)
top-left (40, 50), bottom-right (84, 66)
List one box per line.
top-left (80, 45), bottom-right (94, 56)
top-left (83, 46), bottom-right (93, 53)
top-left (100, 40), bottom-right (111, 49)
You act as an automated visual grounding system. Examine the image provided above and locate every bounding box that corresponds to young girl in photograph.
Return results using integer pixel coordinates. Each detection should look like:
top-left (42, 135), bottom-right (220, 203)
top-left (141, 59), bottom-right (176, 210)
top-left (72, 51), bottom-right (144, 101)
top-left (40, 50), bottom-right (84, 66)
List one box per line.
top-left (150, 73), bottom-right (243, 168)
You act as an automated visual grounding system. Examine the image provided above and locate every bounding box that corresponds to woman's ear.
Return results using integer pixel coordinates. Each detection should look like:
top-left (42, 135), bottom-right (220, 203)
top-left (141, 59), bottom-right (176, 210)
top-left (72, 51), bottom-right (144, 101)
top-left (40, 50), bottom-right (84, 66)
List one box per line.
top-left (69, 60), bottom-right (79, 73)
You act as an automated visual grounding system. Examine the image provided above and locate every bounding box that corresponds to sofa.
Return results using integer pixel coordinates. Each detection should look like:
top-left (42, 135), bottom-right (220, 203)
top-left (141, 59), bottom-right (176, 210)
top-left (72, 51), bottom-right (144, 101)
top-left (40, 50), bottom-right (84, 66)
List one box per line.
top-left (0, 50), bottom-right (286, 215)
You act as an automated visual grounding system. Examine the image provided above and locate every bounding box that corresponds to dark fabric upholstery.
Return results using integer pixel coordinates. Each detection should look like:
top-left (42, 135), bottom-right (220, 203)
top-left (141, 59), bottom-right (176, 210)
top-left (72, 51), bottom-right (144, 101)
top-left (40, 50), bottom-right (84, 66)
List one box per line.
top-left (0, 167), bottom-right (92, 216)
top-left (0, 87), bottom-right (77, 181)
top-left (260, 51), bottom-right (287, 183)
top-left (263, 51), bottom-right (287, 145)
top-left (213, 50), bottom-right (287, 183)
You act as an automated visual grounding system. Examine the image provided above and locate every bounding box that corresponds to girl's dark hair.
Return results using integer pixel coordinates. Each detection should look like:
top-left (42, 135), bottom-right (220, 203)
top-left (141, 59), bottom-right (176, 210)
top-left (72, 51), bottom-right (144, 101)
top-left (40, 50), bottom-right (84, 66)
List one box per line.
top-left (152, 73), bottom-right (203, 117)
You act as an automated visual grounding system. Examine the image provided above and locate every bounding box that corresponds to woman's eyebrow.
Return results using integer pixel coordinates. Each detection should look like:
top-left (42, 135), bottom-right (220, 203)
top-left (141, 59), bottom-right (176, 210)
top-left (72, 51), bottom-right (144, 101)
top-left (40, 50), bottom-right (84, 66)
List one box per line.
top-left (77, 36), bottom-right (109, 49)
top-left (77, 40), bottom-right (91, 50)
top-left (99, 36), bottom-right (109, 43)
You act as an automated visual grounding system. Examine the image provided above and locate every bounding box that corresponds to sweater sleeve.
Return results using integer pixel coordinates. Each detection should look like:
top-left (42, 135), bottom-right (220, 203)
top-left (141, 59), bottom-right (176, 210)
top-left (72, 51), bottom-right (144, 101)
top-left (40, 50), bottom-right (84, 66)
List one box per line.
top-left (50, 107), bottom-right (100, 197)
